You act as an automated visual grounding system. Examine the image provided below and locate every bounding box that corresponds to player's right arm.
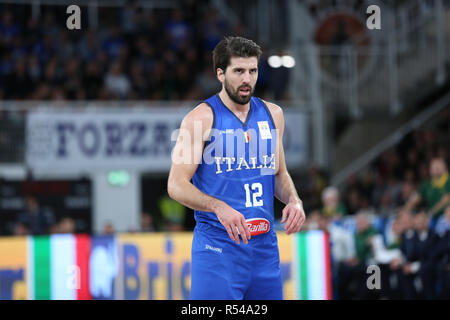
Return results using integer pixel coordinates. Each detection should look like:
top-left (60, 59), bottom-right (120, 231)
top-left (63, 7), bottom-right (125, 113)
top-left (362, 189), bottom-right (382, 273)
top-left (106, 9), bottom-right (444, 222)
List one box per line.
top-left (167, 103), bottom-right (250, 244)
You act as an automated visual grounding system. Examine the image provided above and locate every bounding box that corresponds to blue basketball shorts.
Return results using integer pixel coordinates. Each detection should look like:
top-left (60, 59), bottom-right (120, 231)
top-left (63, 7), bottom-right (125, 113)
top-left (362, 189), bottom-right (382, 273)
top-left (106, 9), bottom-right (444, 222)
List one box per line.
top-left (190, 223), bottom-right (283, 300)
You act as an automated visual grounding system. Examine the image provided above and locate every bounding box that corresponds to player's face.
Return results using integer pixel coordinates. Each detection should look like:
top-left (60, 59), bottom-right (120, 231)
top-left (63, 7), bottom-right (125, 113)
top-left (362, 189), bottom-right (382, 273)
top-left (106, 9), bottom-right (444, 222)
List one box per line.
top-left (221, 56), bottom-right (258, 105)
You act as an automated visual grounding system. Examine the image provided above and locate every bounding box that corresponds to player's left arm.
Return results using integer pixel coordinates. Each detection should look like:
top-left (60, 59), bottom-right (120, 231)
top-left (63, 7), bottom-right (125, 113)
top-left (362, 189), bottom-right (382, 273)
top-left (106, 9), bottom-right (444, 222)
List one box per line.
top-left (265, 101), bottom-right (306, 234)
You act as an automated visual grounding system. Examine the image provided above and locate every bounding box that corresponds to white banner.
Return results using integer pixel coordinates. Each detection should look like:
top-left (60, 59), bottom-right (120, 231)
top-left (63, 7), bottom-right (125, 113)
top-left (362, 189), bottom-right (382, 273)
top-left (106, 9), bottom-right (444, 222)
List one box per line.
top-left (26, 108), bottom-right (307, 173)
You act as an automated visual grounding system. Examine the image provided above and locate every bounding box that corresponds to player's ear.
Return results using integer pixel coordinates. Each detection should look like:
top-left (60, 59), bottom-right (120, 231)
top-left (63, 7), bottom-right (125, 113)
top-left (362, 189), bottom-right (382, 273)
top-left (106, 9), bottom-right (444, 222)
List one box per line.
top-left (217, 68), bottom-right (225, 82)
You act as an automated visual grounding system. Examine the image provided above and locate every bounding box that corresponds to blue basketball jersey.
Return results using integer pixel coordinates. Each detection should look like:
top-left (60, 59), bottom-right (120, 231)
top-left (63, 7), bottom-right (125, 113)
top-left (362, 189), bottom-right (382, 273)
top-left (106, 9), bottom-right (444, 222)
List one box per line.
top-left (192, 94), bottom-right (277, 232)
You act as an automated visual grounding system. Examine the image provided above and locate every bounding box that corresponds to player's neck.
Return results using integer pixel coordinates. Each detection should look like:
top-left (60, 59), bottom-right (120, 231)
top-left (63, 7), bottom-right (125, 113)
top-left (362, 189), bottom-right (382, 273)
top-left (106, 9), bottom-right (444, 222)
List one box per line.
top-left (218, 89), bottom-right (250, 112)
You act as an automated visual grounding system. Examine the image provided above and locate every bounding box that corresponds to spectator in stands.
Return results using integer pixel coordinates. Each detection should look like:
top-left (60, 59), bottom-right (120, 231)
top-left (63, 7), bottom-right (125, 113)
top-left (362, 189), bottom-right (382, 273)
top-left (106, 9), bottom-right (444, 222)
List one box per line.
top-left (103, 222), bottom-right (115, 235)
top-left (354, 212), bottom-right (378, 266)
top-left (302, 209), bottom-right (321, 230)
top-left (31, 82), bottom-right (52, 100)
top-left (121, 0), bottom-right (139, 36)
top-left (359, 172), bottom-right (376, 204)
top-left (317, 213), bottom-right (356, 299)
top-left (418, 162), bottom-right (430, 182)
top-left (384, 214), bottom-right (402, 250)
top-left (57, 30), bottom-right (76, 61)
top-left (32, 33), bottom-right (56, 66)
top-left (384, 176), bottom-right (403, 208)
top-left (13, 222), bottom-right (29, 236)
top-left (341, 212), bottom-right (378, 299)
top-left (146, 60), bottom-right (167, 100)
top-left (378, 190), bottom-right (396, 218)
top-left (435, 205), bottom-right (450, 235)
top-left (370, 214), bottom-right (403, 299)
top-left (398, 181), bottom-right (416, 207)
top-left (172, 62), bottom-right (193, 99)
top-left (398, 208), bottom-right (419, 299)
top-left (6, 58), bottom-right (31, 99)
top-left (132, 35), bottom-right (156, 74)
top-left (164, 8), bottom-right (192, 52)
top-left (41, 11), bottom-right (59, 39)
top-left (58, 216), bottom-right (77, 234)
top-left (405, 158), bottom-right (450, 221)
top-left (102, 25), bottom-right (127, 60)
top-left (129, 60), bottom-right (148, 99)
top-left (406, 209), bottom-right (440, 299)
top-left (434, 205), bottom-right (450, 299)
top-left (371, 174), bottom-right (387, 208)
top-left (64, 57), bottom-right (82, 99)
top-left (16, 196), bottom-right (55, 235)
top-left (42, 55), bottom-right (63, 89)
top-left (200, 7), bottom-right (230, 52)
top-left (104, 60), bottom-right (131, 99)
top-left (356, 212), bottom-right (379, 298)
top-left (320, 186), bottom-right (347, 219)
top-left (345, 189), bottom-right (362, 216)
top-left (141, 212), bottom-right (155, 233)
top-left (27, 54), bottom-right (42, 87)
top-left (83, 61), bottom-right (103, 99)
top-left (403, 149), bottom-right (420, 182)
top-left (379, 216), bottom-right (404, 299)
top-left (78, 29), bottom-right (101, 63)
top-left (0, 10), bottom-right (20, 46)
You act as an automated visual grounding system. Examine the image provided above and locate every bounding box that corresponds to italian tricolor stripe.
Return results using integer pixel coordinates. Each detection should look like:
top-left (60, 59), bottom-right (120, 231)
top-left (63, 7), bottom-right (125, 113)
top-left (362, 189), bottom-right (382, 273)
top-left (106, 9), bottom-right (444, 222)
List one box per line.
top-left (27, 235), bottom-right (91, 300)
top-left (293, 230), bottom-right (332, 300)
top-left (75, 234), bottom-right (91, 300)
top-left (244, 131), bottom-right (250, 143)
top-left (32, 236), bottom-right (51, 300)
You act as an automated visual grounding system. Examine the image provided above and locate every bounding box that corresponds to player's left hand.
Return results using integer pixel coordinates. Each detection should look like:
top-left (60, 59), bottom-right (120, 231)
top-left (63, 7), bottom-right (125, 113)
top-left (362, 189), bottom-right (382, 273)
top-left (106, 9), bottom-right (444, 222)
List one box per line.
top-left (281, 202), bottom-right (306, 234)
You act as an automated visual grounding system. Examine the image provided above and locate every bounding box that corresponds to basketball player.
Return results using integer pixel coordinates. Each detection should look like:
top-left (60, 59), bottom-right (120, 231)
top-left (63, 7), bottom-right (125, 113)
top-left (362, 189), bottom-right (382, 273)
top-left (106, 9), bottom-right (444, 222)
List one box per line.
top-left (167, 36), bottom-right (306, 300)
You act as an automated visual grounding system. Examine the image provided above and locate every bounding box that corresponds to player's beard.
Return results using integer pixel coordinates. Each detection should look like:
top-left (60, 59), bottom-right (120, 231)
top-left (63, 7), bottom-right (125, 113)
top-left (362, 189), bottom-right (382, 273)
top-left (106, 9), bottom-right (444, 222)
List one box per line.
top-left (224, 78), bottom-right (254, 105)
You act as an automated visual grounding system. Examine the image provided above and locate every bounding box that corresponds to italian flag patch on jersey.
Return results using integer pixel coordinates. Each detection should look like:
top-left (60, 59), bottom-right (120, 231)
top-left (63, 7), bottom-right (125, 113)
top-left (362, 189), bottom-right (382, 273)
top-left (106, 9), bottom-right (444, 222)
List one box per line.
top-left (243, 131), bottom-right (250, 143)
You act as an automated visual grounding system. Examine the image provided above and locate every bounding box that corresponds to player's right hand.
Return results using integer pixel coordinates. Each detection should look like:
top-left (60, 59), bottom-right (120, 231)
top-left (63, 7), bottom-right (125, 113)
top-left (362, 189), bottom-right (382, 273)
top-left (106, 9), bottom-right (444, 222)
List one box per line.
top-left (215, 203), bottom-right (251, 245)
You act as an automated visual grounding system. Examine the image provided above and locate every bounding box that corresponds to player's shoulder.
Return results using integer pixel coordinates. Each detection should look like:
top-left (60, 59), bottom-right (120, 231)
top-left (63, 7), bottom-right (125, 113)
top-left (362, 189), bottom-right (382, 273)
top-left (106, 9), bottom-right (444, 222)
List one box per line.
top-left (182, 102), bottom-right (214, 125)
top-left (258, 98), bottom-right (283, 117)
top-left (258, 98), bottom-right (284, 126)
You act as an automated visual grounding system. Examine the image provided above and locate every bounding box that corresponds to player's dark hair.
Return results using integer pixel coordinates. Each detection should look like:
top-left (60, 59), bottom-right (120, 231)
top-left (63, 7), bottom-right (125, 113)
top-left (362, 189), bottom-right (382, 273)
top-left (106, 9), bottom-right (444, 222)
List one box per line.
top-left (212, 36), bottom-right (262, 73)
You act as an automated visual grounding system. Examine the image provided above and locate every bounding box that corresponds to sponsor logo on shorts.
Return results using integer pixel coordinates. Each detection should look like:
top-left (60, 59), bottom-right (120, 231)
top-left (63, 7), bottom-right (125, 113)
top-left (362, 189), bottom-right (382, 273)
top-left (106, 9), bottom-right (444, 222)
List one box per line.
top-left (246, 218), bottom-right (270, 236)
top-left (205, 244), bottom-right (223, 253)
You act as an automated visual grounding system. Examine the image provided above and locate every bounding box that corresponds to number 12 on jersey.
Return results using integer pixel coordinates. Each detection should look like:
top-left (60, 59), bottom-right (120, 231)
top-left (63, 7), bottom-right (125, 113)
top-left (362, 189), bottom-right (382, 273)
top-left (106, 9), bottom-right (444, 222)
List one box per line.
top-left (244, 183), bottom-right (263, 207)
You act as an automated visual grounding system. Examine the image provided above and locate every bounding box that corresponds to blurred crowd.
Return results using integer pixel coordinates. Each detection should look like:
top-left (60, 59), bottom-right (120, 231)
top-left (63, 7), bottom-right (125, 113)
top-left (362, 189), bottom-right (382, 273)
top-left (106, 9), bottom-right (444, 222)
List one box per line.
top-left (11, 192), bottom-right (184, 237)
top-left (11, 195), bottom-right (177, 236)
top-left (0, 1), bottom-right (284, 102)
top-left (299, 109), bottom-right (450, 299)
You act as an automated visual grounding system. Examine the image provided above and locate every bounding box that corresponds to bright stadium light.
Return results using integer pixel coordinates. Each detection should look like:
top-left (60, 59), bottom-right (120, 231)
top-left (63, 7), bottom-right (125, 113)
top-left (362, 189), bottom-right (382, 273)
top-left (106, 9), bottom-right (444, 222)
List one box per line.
top-left (281, 55), bottom-right (296, 68)
top-left (268, 55), bottom-right (296, 68)
top-left (268, 55), bottom-right (282, 68)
